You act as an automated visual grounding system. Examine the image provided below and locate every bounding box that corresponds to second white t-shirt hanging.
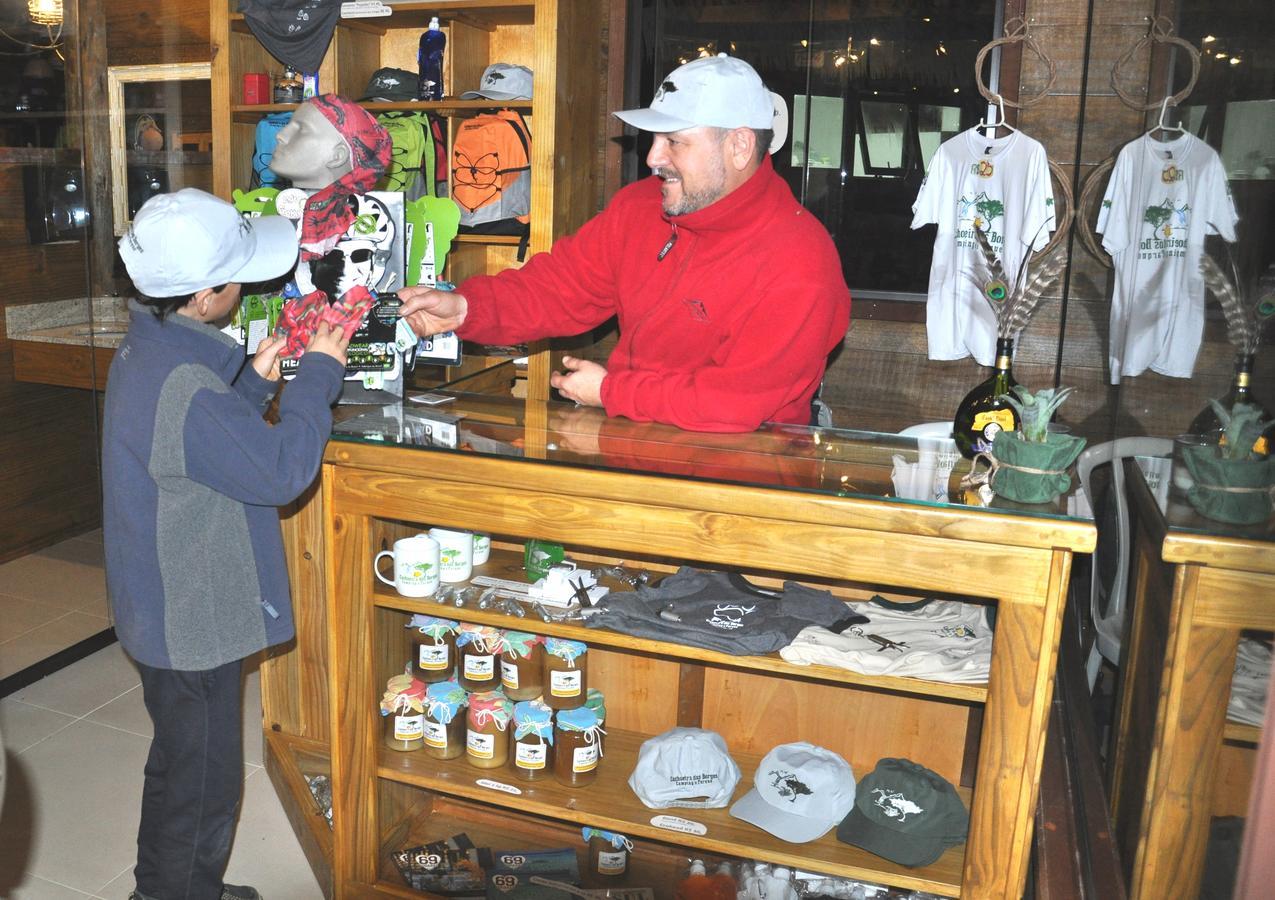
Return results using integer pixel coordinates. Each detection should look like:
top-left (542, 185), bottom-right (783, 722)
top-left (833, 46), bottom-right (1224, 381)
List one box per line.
top-left (912, 128), bottom-right (1057, 366)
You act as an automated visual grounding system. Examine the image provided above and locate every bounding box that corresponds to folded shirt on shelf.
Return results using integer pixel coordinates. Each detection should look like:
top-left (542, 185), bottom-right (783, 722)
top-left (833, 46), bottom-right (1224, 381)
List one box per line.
top-left (584, 567), bottom-right (864, 656)
top-left (1227, 636), bottom-right (1271, 728)
top-left (780, 596), bottom-right (993, 684)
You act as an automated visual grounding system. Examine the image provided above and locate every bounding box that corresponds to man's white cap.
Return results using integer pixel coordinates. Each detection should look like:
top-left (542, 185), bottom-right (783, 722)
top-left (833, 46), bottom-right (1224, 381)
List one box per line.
top-left (629, 727), bottom-right (742, 809)
top-left (119, 188), bottom-right (299, 297)
top-left (614, 53), bottom-right (788, 155)
top-left (729, 742), bottom-right (857, 843)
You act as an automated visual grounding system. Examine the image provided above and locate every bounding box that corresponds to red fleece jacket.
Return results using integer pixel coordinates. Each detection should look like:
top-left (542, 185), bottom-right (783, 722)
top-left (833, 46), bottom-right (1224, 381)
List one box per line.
top-left (457, 158), bottom-right (851, 432)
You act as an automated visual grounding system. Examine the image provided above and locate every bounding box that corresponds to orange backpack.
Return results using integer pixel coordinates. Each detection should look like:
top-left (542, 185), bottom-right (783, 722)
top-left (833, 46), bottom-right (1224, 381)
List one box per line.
top-left (451, 109), bottom-right (531, 255)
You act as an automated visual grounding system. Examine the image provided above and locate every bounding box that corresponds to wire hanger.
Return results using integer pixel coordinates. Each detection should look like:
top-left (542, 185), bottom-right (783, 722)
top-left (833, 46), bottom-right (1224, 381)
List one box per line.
top-left (1146, 95), bottom-right (1185, 140)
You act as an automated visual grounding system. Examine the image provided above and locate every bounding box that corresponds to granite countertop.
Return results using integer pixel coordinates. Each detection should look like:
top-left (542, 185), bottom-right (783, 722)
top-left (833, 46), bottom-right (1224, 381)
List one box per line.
top-left (5, 297), bottom-right (130, 349)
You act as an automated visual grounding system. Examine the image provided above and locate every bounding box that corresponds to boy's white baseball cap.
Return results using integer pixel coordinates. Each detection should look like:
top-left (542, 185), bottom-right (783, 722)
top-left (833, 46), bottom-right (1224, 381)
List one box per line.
top-left (614, 54), bottom-right (788, 154)
top-left (119, 188), bottom-right (299, 297)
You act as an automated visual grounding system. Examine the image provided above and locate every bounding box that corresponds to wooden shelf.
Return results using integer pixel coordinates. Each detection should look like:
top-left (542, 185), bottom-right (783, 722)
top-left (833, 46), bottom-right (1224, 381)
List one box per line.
top-left (262, 732), bottom-right (335, 896)
top-left (454, 233), bottom-right (527, 245)
top-left (231, 99), bottom-right (531, 123)
top-left (127, 150), bottom-right (212, 166)
top-left (371, 549), bottom-right (989, 704)
top-left (377, 728), bottom-right (966, 897)
top-left (1224, 720), bottom-right (1262, 744)
top-left (231, 2), bottom-right (535, 37)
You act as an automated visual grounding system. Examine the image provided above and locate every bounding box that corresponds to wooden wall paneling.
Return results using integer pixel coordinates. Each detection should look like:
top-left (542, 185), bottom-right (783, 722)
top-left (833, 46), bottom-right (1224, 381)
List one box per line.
top-left (1211, 738), bottom-right (1258, 818)
top-left (335, 28), bottom-right (381, 101)
top-left (589, 647), bottom-right (681, 736)
top-left (106, 0), bottom-right (211, 67)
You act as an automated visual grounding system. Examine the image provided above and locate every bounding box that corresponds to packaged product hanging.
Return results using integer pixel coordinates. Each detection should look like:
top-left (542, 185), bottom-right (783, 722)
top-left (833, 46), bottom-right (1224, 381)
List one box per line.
top-left (511, 700), bottom-right (554, 781)
top-left (456, 623), bottom-right (503, 692)
top-left (500, 631), bottom-right (545, 701)
top-left (406, 615), bottom-right (458, 683)
top-left (379, 669), bottom-right (428, 752)
top-left (423, 679), bottom-right (468, 760)
top-left (582, 827), bottom-right (632, 877)
top-left (553, 706), bottom-right (604, 787)
top-left (543, 638), bottom-right (588, 710)
top-left (466, 690), bottom-right (513, 769)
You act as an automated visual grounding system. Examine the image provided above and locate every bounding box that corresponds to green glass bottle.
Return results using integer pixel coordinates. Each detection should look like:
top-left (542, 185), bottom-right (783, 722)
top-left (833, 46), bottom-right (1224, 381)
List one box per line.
top-left (954, 337), bottom-right (1021, 459)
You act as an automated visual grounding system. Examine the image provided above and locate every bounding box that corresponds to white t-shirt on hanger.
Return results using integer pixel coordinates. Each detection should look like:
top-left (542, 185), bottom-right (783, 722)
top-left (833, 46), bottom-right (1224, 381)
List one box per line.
top-left (1096, 132), bottom-right (1238, 383)
top-left (911, 127), bottom-right (1056, 365)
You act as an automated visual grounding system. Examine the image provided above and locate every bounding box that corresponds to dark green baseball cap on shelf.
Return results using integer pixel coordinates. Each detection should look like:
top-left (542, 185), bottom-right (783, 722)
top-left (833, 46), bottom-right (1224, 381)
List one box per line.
top-left (835, 758), bottom-right (969, 868)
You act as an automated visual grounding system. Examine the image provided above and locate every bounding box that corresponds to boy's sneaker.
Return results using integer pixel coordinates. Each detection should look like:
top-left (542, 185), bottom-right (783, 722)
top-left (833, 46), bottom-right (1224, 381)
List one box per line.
top-left (222, 887), bottom-right (263, 900)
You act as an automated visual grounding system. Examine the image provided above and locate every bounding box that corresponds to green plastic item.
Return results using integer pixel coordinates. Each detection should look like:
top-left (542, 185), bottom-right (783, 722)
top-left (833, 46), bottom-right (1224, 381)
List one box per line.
top-left (524, 540), bottom-right (565, 580)
top-left (989, 430), bottom-right (1087, 504)
top-left (231, 187), bottom-right (281, 217)
top-left (405, 196), bottom-right (461, 287)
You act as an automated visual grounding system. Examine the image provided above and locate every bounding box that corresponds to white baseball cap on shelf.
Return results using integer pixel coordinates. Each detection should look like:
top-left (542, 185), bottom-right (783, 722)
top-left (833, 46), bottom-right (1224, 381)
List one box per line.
top-left (119, 188), bottom-right (299, 297)
top-left (628, 727), bottom-right (742, 809)
top-left (614, 53), bottom-right (788, 154)
top-left (461, 63), bottom-right (534, 101)
top-left (729, 742), bottom-right (857, 843)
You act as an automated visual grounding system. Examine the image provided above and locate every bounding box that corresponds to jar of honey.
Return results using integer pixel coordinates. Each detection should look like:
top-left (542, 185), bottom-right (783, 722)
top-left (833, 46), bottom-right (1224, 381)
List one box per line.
top-left (543, 638), bottom-right (588, 710)
top-left (456, 623), bottom-right (502, 692)
top-left (466, 691), bottom-right (513, 769)
top-left (553, 706), bottom-right (603, 786)
top-left (406, 615), bottom-right (458, 683)
top-left (379, 670), bottom-right (427, 752)
top-left (583, 827), bottom-right (632, 878)
top-left (510, 700), bottom-right (554, 781)
top-left (423, 679), bottom-right (468, 760)
top-left (500, 631), bottom-right (545, 701)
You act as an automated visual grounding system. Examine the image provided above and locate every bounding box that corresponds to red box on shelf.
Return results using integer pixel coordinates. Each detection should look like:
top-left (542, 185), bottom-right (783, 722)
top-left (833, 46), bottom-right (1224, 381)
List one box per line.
top-left (242, 73), bottom-right (270, 105)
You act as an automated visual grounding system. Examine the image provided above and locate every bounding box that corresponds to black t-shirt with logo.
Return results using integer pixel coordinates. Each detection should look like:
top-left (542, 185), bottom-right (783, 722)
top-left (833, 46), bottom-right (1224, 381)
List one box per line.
top-left (586, 567), bottom-right (864, 655)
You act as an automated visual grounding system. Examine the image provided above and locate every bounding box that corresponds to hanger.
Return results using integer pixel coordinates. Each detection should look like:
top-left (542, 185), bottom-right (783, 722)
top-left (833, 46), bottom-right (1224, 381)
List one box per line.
top-left (1146, 96), bottom-right (1186, 141)
top-left (975, 94), bottom-right (1016, 149)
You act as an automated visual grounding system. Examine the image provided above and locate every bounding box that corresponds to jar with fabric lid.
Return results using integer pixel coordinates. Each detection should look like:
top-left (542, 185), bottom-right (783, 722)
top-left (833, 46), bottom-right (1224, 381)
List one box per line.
top-left (510, 700), bottom-right (554, 781)
top-left (379, 670), bottom-right (427, 752)
top-left (456, 623), bottom-right (502, 692)
top-left (553, 706), bottom-right (603, 786)
top-left (500, 631), bottom-right (545, 701)
top-left (423, 679), bottom-right (468, 760)
top-left (406, 615), bottom-right (458, 683)
top-left (542, 638), bottom-right (588, 710)
top-left (465, 691), bottom-right (513, 769)
top-left (583, 827), bottom-right (632, 877)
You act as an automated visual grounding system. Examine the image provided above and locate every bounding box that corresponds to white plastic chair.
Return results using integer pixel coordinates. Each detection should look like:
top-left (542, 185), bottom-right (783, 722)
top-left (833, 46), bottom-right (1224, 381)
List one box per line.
top-left (1078, 437), bottom-right (1173, 691)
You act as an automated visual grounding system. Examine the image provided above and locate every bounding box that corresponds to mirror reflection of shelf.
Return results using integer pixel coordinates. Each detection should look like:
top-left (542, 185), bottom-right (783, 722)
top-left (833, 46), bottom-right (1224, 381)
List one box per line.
top-left (230, 99), bottom-right (531, 123)
top-left (127, 150), bottom-right (212, 166)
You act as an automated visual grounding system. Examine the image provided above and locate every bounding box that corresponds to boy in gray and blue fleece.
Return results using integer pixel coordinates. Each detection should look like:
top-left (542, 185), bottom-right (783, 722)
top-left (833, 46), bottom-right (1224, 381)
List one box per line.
top-left (104, 188), bottom-right (349, 900)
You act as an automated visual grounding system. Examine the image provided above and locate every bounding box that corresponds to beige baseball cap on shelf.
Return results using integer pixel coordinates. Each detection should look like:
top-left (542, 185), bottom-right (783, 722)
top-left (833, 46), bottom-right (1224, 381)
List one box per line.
top-left (614, 53), bottom-right (788, 154)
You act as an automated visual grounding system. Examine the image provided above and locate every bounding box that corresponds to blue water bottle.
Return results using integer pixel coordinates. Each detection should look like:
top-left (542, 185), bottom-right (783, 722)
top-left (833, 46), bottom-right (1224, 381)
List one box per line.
top-left (418, 16), bottom-right (446, 101)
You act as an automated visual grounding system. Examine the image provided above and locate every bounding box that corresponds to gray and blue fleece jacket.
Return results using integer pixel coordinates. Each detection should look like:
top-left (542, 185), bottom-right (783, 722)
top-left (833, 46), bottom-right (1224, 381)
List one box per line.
top-left (103, 300), bottom-right (343, 670)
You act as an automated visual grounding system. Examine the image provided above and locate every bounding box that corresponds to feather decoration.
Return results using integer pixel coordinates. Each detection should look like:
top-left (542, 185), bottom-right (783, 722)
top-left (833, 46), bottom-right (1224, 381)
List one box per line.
top-left (1200, 252), bottom-right (1258, 355)
top-left (968, 225), bottom-right (1065, 340)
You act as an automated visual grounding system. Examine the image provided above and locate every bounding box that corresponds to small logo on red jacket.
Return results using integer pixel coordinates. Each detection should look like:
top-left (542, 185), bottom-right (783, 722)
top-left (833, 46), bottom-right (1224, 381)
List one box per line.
top-left (683, 298), bottom-right (708, 322)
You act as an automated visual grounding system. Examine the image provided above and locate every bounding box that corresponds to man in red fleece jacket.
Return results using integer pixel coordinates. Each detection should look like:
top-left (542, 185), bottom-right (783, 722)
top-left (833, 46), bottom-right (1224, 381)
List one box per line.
top-left (399, 54), bottom-right (851, 433)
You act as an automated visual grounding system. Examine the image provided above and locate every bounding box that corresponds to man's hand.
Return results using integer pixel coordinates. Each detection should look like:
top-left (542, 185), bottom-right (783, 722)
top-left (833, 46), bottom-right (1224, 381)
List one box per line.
top-left (250, 333), bottom-right (285, 381)
top-left (305, 321), bottom-right (352, 368)
top-left (397, 286), bottom-right (468, 338)
top-left (549, 405), bottom-right (605, 455)
top-left (550, 356), bottom-right (607, 407)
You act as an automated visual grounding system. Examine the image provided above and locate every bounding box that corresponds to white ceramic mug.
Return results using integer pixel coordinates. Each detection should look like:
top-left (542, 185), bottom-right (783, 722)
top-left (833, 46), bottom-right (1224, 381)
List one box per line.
top-left (472, 532), bottom-right (491, 566)
top-left (428, 527), bottom-right (474, 582)
top-left (374, 534), bottom-right (440, 598)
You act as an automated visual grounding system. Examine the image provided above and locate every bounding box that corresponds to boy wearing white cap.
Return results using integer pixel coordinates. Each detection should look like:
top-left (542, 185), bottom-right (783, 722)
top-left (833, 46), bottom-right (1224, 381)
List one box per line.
top-left (104, 188), bottom-right (349, 900)
top-left (398, 54), bottom-right (850, 433)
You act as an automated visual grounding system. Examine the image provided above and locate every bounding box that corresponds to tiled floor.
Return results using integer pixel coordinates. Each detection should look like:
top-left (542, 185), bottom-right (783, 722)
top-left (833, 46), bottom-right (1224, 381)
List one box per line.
top-left (0, 534), bottom-right (325, 898)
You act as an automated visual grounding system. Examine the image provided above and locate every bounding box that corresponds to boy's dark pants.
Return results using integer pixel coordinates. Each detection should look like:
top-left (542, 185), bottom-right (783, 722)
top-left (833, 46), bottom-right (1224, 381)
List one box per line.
top-left (135, 658), bottom-right (244, 900)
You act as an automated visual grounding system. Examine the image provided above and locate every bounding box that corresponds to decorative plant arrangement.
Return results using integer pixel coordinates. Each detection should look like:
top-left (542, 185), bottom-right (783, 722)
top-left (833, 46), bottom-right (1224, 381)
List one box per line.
top-left (971, 225), bottom-right (1067, 342)
top-left (1180, 400), bottom-right (1275, 525)
top-left (1200, 252), bottom-right (1274, 358)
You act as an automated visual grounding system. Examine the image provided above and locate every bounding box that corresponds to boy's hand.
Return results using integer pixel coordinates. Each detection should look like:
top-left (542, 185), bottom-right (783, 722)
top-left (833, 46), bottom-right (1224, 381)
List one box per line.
top-left (305, 321), bottom-right (351, 368)
top-left (251, 333), bottom-right (285, 381)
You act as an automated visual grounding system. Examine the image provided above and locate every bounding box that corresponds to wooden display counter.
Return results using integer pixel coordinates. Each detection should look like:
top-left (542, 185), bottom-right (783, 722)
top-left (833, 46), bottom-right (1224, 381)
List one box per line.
top-left (263, 388), bottom-right (1095, 898)
top-left (1110, 459), bottom-right (1273, 899)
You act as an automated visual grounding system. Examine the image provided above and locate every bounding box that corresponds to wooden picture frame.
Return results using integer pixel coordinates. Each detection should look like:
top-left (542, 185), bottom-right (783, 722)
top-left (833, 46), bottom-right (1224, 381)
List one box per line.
top-left (107, 62), bottom-right (211, 236)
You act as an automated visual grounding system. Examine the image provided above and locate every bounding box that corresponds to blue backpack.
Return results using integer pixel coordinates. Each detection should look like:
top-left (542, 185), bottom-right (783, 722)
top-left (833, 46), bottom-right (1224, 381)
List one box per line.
top-left (253, 112), bottom-right (293, 187)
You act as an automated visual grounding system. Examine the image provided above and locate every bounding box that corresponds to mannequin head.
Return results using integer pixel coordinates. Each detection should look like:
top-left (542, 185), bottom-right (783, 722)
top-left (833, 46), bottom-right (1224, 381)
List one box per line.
top-left (268, 100), bottom-right (353, 189)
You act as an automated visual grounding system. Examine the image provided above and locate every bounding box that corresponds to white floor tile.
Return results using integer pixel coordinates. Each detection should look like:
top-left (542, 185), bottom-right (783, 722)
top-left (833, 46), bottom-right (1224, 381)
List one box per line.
top-left (0, 699), bottom-right (76, 753)
top-left (83, 685), bottom-right (150, 738)
top-left (242, 666), bottom-right (265, 769)
top-left (11, 643), bottom-right (139, 718)
top-left (0, 614), bottom-right (113, 681)
top-left (38, 536), bottom-right (106, 570)
top-left (4, 874), bottom-right (100, 898)
top-left (0, 720), bottom-right (148, 894)
top-left (0, 594), bottom-right (68, 644)
top-left (0, 555), bottom-right (106, 611)
top-left (221, 768), bottom-right (325, 900)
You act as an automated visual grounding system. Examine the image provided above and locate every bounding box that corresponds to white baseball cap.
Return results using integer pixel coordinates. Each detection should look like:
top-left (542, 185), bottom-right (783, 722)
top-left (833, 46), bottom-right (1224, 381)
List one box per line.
top-left (628, 727), bottom-right (742, 809)
top-left (729, 742), bottom-right (857, 843)
top-left (119, 188), bottom-right (299, 297)
top-left (461, 63), bottom-right (534, 102)
top-left (614, 54), bottom-right (788, 154)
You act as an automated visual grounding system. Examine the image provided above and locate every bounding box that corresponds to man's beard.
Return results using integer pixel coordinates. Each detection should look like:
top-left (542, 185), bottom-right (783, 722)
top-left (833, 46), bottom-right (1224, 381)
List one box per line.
top-left (656, 157), bottom-right (726, 216)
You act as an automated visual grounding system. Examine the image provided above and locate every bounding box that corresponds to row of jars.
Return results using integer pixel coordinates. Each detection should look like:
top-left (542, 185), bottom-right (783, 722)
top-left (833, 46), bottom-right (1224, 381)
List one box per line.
top-left (380, 674), bottom-right (607, 786)
top-left (406, 615), bottom-right (590, 709)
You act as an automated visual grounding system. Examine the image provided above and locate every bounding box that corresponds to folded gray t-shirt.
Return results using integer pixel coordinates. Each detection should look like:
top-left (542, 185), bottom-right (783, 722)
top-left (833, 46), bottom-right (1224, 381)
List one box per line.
top-left (586, 567), bottom-right (865, 655)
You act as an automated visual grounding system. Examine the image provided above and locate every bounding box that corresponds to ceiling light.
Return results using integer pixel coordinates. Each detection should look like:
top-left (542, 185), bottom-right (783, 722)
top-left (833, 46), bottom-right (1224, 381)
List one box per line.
top-left (1230, 57), bottom-right (1241, 65)
top-left (1202, 35), bottom-right (1216, 43)
top-left (28, 0), bottom-right (62, 26)
top-left (869, 38), bottom-right (882, 46)
top-left (1216, 52), bottom-right (1228, 59)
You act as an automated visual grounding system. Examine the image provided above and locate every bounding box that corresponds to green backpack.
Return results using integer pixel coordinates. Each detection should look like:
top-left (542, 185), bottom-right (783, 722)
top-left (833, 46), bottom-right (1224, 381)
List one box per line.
top-left (377, 111), bottom-right (447, 201)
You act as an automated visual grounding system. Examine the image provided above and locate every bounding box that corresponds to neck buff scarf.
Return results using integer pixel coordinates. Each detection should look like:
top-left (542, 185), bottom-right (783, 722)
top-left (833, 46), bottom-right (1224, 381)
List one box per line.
top-left (277, 94), bottom-right (393, 358)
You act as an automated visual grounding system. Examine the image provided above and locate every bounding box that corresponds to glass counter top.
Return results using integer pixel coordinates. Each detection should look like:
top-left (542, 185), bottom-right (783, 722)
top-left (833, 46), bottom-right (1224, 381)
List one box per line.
top-left (1136, 455), bottom-right (1275, 543)
top-left (330, 381), bottom-right (1094, 527)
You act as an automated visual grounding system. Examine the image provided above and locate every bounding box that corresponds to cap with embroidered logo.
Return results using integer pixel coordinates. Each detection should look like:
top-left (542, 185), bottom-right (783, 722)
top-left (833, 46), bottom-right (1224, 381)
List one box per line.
top-left (613, 54), bottom-right (788, 154)
top-left (629, 727), bottom-right (742, 810)
top-left (119, 188), bottom-right (299, 297)
top-left (835, 757), bottom-right (969, 867)
top-left (729, 742), bottom-right (856, 843)
top-left (461, 63), bottom-right (534, 101)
